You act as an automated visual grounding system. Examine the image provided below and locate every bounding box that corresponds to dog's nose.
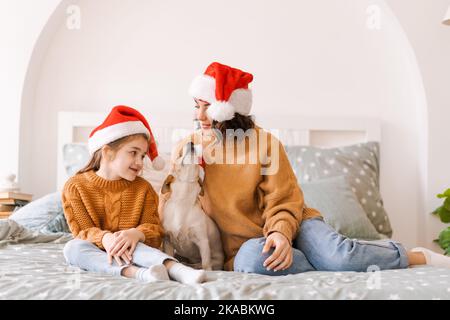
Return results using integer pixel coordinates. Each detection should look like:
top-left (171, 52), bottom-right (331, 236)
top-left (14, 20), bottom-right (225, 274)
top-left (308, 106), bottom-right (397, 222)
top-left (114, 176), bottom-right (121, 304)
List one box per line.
top-left (187, 142), bottom-right (195, 152)
top-left (183, 142), bottom-right (196, 156)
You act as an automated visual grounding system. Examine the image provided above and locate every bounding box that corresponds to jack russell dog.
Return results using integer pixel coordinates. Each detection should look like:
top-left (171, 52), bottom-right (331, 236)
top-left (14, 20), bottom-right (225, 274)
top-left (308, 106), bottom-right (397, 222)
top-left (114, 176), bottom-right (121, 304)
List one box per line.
top-left (159, 142), bottom-right (224, 270)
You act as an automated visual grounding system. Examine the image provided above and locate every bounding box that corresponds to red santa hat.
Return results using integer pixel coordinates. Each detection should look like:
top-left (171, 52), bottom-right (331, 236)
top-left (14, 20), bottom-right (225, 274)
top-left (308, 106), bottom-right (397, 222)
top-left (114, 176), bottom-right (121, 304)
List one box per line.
top-left (88, 105), bottom-right (165, 170)
top-left (189, 62), bottom-right (254, 122)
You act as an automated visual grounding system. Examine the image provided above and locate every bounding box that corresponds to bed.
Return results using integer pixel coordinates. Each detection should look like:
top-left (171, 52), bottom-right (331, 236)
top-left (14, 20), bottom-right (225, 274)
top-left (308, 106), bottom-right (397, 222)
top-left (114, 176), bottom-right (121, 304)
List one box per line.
top-left (1, 111), bottom-right (449, 300)
top-left (1, 221), bottom-right (449, 300)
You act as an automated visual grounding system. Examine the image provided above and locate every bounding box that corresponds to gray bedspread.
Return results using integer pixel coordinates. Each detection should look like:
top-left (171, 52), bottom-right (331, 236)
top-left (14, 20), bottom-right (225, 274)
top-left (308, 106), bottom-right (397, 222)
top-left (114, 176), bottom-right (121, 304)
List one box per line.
top-left (0, 220), bottom-right (449, 300)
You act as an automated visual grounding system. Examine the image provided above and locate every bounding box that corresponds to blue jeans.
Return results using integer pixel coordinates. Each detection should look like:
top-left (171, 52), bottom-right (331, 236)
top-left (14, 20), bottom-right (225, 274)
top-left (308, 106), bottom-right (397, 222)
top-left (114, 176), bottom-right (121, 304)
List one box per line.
top-left (63, 239), bottom-right (176, 277)
top-left (234, 217), bottom-right (409, 275)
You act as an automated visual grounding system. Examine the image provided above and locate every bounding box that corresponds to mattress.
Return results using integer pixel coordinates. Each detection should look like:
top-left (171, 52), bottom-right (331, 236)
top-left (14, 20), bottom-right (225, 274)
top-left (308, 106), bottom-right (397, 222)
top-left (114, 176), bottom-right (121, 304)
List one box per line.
top-left (1, 241), bottom-right (449, 300)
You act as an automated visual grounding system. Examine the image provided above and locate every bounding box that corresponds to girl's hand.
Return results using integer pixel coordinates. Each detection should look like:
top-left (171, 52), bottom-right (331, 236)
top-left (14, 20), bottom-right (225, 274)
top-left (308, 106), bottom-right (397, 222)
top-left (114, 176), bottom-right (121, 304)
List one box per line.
top-left (109, 229), bottom-right (144, 262)
top-left (102, 232), bottom-right (132, 266)
top-left (262, 232), bottom-right (293, 272)
top-left (101, 232), bottom-right (121, 265)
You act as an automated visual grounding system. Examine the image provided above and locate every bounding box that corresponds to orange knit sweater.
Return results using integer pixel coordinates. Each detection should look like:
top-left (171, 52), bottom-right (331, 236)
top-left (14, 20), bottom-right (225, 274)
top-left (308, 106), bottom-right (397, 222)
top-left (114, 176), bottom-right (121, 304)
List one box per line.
top-left (62, 170), bottom-right (163, 250)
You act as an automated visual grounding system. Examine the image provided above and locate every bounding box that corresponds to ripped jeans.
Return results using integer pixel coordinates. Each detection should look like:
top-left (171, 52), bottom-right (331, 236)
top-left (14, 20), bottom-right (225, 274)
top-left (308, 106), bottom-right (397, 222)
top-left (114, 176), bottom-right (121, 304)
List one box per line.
top-left (234, 217), bottom-right (409, 275)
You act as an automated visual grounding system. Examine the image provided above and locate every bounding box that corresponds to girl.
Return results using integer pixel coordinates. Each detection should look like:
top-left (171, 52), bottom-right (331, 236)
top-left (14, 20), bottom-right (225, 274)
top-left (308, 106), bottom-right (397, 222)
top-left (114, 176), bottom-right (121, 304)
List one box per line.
top-left (164, 61), bottom-right (450, 274)
top-left (62, 105), bottom-right (206, 284)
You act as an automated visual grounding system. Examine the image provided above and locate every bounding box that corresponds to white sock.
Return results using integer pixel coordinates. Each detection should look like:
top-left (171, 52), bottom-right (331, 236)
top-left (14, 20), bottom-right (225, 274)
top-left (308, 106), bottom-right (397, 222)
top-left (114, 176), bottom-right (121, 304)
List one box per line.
top-left (168, 262), bottom-right (207, 285)
top-left (411, 247), bottom-right (450, 268)
top-left (135, 265), bottom-right (170, 283)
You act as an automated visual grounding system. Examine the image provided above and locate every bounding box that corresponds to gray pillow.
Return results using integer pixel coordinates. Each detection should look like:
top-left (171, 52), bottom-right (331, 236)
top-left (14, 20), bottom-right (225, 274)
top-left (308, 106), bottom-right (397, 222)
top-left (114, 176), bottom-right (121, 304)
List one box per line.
top-left (63, 143), bottom-right (90, 177)
top-left (301, 176), bottom-right (382, 240)
top-left (9, 192), bottom-right (71, 234)
top-left (41, 210), bottom-right (71, 234)
top-left (285, 141), bottom-right (393, 238)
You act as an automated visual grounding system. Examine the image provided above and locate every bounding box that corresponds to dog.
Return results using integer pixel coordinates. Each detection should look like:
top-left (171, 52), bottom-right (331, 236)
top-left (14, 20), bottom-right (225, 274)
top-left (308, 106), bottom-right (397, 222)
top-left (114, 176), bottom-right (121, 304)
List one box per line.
top-left (159, 142), bottom-right (224, 271)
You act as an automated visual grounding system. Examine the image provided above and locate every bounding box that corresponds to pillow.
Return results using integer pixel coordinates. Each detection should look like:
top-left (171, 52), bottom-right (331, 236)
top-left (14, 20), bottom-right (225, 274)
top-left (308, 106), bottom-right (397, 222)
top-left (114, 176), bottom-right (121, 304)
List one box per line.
top-left (301, 176), bottom-right (382, 240)
top-left (63, 143), bottom-right (90, 176)
top-left (41, 210), bottom-right (71, 234)
top-left (9, 192), bottom-right (71, 234)
top-left (285, 141), bottom-right (393, 238)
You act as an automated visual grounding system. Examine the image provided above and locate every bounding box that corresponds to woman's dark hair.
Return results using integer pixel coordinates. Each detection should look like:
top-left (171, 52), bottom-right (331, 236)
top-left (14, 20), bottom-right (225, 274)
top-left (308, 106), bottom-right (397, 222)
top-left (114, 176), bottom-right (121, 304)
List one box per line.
top-left (76, 133), bottom-right (148, 175)
top-left (212, 113), bottom-right (256, 140)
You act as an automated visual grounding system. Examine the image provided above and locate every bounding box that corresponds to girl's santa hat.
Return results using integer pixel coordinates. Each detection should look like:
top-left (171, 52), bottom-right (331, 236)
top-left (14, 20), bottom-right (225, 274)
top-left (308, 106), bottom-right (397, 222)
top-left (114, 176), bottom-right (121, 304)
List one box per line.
top-left (88, 105), bottom-right (165, 170)
top-left (189, 62), bottom-right (254, 122)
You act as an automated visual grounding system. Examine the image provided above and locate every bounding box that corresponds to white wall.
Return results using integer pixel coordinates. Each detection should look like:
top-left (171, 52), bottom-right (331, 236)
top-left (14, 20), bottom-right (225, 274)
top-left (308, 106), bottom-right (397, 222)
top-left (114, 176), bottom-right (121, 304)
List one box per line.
top-left (0, 0), bottom-right (61, 177)
top-left (17, 0), bottom-right (427, 249)
top-left (387, 0), bottom-right (450, 251)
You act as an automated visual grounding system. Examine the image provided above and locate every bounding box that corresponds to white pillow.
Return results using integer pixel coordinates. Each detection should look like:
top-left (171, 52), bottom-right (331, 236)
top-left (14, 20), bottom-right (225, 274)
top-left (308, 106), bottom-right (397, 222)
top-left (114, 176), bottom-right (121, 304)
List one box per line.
top-left (9, 192), bottom-right (70, 233)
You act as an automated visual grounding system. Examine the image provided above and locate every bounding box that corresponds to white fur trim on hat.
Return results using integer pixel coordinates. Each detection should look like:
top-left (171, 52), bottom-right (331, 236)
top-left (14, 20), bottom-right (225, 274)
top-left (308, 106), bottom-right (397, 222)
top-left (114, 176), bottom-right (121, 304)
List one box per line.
top-left (229, 88), bottom-right (252, 116)
top-left (207, 101), bottom-right (236, 122)
top-left (188, 74), bottom-right (216, 104)
top-left (88, 121), bottom-right (150, 155)
top-left (205, 90), bottom-right (252, 122)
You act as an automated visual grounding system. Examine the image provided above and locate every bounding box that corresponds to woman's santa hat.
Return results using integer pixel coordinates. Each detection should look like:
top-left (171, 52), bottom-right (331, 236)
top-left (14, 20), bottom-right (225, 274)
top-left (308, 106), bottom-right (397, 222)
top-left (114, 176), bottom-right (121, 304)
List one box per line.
top-left (88, 105), bottom-right (165, 170)
top-left (189, 62), bottom-right (254, 122)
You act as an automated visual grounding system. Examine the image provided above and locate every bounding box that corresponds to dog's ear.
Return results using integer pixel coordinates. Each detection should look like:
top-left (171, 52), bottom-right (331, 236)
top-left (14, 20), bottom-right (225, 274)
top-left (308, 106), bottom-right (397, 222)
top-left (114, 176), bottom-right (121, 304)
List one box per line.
top-left (161, 174), bottom-right (175, 195)
top-left (198, 177), bottom-right (204, 197)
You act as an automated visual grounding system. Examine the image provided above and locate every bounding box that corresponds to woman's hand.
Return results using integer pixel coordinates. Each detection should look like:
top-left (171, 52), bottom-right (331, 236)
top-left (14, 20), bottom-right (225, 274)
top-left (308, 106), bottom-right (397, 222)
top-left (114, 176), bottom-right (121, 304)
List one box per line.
top-left (262, 232), bottom-right (293, 272)
top-left (108, 229), bottom-right (145, 264)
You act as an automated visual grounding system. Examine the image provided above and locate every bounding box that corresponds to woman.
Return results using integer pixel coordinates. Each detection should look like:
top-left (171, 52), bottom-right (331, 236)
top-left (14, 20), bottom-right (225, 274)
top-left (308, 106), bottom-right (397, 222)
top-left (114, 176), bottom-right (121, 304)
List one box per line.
top-left (167, 61), bottom-right (450, 274)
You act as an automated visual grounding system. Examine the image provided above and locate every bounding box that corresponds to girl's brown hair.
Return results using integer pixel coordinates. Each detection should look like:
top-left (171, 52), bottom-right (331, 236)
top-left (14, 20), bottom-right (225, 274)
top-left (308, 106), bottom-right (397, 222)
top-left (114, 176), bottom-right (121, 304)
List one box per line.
top-left (77, 133), bottom-right (149, 175)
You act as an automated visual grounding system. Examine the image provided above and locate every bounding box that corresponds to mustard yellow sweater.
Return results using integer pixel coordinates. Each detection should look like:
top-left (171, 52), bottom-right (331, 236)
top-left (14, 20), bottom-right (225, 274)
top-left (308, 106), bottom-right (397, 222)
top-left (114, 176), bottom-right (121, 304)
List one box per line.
top-left (162, 128), bottom-right (322, 271)
top-left (62, 170), bottom-right (163, 250)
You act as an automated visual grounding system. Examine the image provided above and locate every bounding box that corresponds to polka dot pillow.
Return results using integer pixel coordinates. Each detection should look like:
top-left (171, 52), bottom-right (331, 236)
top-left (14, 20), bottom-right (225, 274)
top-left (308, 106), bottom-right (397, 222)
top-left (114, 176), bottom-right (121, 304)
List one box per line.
top-left (285, 141), bottom-right (393, 238)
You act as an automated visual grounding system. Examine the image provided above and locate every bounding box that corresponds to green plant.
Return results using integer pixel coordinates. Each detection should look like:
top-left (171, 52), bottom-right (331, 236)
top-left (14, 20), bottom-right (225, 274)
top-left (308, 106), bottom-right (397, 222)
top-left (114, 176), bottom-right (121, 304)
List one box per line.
top-left (432, 188), bottom-right (450, 255)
